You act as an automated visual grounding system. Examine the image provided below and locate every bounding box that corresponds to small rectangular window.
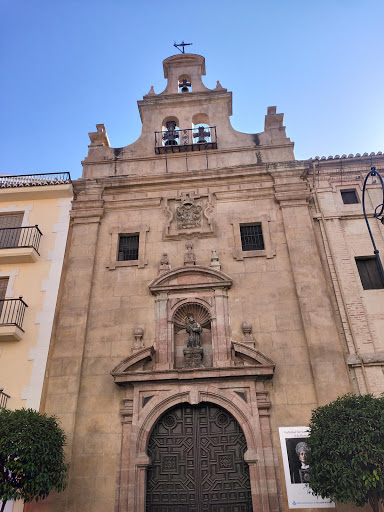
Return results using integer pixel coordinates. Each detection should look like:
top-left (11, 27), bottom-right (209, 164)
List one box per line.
top-left (240, 224), bottom-right (264, 251)
top-left (355, 257), bottom-right (384, 290)
top-left (118, 234), bottom-right (139, 261)
top-left (341, 189), bottom-right (359, 204)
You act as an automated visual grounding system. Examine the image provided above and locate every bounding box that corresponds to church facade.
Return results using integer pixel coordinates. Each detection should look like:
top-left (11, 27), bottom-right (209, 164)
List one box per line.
top-left (31, 53), bottom-right (384, 512)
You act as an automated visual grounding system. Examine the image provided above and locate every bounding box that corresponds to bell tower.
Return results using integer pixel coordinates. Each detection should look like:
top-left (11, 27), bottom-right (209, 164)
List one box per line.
top-left (161, 53), bottom-right (209, 94)
top-left (83, 52), bottom-right (294, 178)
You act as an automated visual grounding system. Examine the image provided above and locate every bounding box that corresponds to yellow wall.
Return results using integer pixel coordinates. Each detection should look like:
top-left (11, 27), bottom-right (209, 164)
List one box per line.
top-left (0, 186), bottom-right (72, 411)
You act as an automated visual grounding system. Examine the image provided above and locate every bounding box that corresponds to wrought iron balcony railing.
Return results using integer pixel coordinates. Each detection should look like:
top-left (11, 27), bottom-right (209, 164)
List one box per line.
top-left (0, 298), bottom-right (28, 330)
top-left (0, 225), bottom-right (42, 253)
top-left (154, 126), bottom-right (218, 154)
top-left (0, 172), bottom-right (71, 188)
top-left (0, 389), bottom-right (10, 408)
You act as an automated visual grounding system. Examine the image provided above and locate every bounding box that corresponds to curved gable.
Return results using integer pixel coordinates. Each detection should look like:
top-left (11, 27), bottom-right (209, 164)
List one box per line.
top-left (149, 265), bottom-right (233, 294)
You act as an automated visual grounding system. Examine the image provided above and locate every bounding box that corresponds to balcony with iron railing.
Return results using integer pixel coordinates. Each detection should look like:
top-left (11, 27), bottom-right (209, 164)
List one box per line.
top-left (0, 225), bottom-right (42, 263)
top-left (0, 172), bottom-right (72, 199)
top-left (0, 389), bottom-right (10, 409)
top-left (0, 297), bottom-right (28, 341)
top-left (154, 126), bottom-right (218, 155)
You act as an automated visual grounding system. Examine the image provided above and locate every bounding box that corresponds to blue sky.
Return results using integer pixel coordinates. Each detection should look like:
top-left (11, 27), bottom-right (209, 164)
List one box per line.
top-left (1, 0), bottom-right (383, 180)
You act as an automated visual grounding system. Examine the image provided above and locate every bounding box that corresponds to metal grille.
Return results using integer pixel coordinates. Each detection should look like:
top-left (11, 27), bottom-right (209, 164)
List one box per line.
top-left (154, 127), bottom-right (218, 154)
top-left (0, 390), bottom-right (10, 409)
top-left (341, 189), bottom-right (359, 204)
top-left (0, 225), bottom-right (42, 252)
top-left (240, 224), bottom-right (264, 251)
top-left (146, 403), bottom-right (252, 512)
top-left (118, 234), bottom-right (139, 261)
top-left (0, 297), bottom-right (28, 329)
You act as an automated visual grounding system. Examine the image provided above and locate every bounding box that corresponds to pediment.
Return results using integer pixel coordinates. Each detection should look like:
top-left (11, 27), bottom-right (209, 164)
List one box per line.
top-left (231, 341), bottom-right (275, 369)
top-left (149, 266), bottom-right (233, 294)
top-left (111, 346), bottom-right (155, 376)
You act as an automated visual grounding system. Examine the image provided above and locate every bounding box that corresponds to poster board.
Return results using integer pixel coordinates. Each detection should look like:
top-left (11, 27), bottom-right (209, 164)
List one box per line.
top-left (279, 426), bottom-right (335, 509)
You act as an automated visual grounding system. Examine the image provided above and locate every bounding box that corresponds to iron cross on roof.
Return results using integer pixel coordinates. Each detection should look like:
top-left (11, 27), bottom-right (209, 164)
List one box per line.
top-left (174, 41), bottom-right (193, 54)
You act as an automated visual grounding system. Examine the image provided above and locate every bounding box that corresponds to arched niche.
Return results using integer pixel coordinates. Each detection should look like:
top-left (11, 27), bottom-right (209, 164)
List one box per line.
top-left (192, 113), bottom-right (211, 144)
top-left (192, 112), bottom-right (209, 126)
top-left (161, 116), bottom-right (180, 146)
top-left (148, 266), bottom-right (233, 370)
top-left (173, 301), bottom-right (212, 368)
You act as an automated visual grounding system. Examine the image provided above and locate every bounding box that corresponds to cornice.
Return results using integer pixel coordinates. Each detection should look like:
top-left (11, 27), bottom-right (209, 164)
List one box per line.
top-left (79, 160), bottom-right (308, 191)
top-left (81, 142), bottom-right (295, 167)
top-left (112, 364), bottom-right (274, 385)
top-left (138, 90), bottom-right (231, 108)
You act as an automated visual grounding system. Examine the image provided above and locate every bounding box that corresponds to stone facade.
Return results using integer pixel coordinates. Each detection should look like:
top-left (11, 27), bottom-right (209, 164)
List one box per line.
top-left (308, 155), bottom-right (384, 397)
top-left (30, 54), bottom-right (384, 512)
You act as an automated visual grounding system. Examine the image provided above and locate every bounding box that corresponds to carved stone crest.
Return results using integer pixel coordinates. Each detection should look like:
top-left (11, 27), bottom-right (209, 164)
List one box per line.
top-left (176, 195), bottom-right (202, 229)
top-left (163, 191), bottom-right (215, 240)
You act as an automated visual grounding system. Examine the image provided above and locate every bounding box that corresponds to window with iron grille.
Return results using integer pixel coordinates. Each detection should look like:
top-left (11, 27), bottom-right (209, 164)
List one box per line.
top-left (355, 257), bottom-right (384, 290)
top-left (341, 189), bottom-right (359, 204)
top-left (118, 234), bottom-right (139, 261)
top-left (240, 224), bottom-right (264, 252)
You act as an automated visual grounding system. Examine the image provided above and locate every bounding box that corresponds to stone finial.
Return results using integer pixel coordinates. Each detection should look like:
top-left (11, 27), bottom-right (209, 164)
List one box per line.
top-left (159, 253), bottom-right (171, 274)
top-left (210, 249), bottom-right (221, 270)
top-left (264, 106), bottom-right (284, 131)
top-left (146, 85), bottom-right (156, 96)
top-left (88, 124), bottom-right (110, 147)
top-left (132, 327), bottom-right (144, 353)
top-left (184, 241), bottom-right (196, 266)
top-left (215, 80), bottom-right (225, 90)
top-left (241, 321), bottom-right (255, 346)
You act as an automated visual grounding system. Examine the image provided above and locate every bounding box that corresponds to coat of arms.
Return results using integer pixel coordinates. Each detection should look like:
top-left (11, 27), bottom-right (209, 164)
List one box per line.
top-left (176, 196), bottom-right (202, 229)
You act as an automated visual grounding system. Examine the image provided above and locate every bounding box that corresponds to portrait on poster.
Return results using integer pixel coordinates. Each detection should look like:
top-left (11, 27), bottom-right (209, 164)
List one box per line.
top-left (279, 426), bottom-right (335, 509)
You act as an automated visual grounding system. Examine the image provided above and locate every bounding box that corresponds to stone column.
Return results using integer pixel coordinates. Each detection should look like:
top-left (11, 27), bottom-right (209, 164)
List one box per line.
top-left (213, 288), bottom-right (231, 366)
top-left (32, 187), bottom-right (104, 512)
top-left (154, 293), bottom-right (170, 370)
top-left (274, 172), bottom-right (350, 404)
top-left (118, 398), bottom-right (133, 512)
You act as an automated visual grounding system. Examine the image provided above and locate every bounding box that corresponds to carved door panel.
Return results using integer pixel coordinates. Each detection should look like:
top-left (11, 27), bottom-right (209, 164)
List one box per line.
top-left (146, 403), bottom-right (252, 512)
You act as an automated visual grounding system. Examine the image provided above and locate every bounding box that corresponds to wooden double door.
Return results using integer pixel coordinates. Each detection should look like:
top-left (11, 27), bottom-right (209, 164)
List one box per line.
top-left (146, 403), bottom-right (252, 512)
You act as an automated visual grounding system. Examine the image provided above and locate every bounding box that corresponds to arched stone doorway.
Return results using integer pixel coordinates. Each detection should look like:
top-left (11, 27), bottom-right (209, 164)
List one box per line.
top-left (146, 402), bottom-right (252, 512)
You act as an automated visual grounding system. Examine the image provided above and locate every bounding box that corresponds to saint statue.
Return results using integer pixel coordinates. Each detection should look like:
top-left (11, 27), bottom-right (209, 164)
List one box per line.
top-left (185, 314), bottom-right (202, 348)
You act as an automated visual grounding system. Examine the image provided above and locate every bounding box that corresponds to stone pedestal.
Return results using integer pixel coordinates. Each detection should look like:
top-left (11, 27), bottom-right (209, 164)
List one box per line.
top-left (183, 347), bottom-right (204, 368)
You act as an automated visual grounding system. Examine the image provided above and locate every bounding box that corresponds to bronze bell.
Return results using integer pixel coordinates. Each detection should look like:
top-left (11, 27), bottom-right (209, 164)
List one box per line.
top-left (179, 79), bottom-right (191, 93)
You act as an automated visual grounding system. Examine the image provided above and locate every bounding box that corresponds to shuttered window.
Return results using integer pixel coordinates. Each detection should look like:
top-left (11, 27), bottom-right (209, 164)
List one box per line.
top-left (355, 257), bottom-right (384, 290)
top-left (118, 234), bottom-right (139, 261)
top-left (0, 278), bottom-right (8, 300)
top-left (0, 213), bottom-right (23, 248)
top-left (0, 278), bottom-right (9, 317)
top-left (341, 189), bottom-right (359, 204)
top-left (240, 224), bottom-right (264, 251)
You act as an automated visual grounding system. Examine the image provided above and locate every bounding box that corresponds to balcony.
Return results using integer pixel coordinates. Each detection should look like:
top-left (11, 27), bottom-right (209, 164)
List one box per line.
top-left (0, 172), bottom-right (72, 200)
top-left (0, 297), bottom-right (28, 341)
top-left (154, 126), bottom-right (218, 155)
top-left (0, 389), bottom-right (10, 408)
top-left (0, 226), bottom-right (42, 263)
